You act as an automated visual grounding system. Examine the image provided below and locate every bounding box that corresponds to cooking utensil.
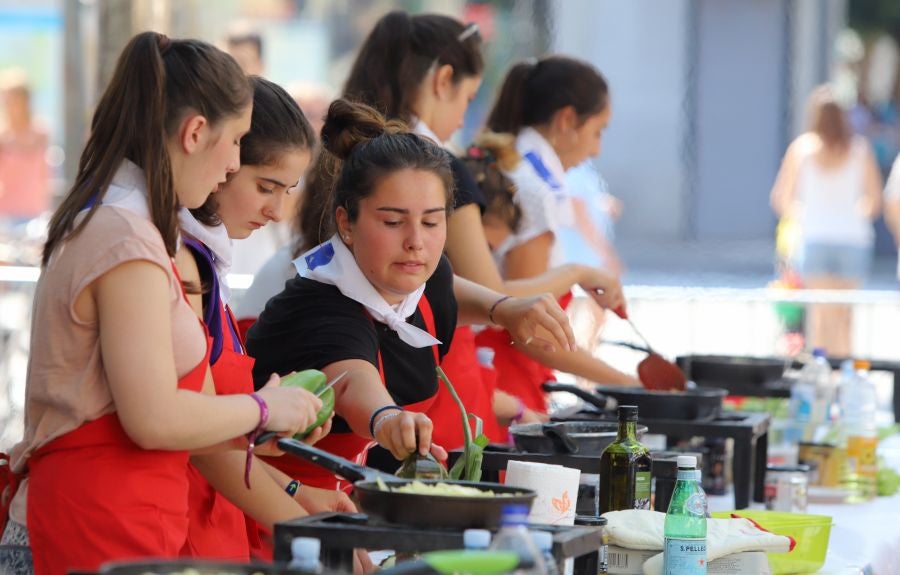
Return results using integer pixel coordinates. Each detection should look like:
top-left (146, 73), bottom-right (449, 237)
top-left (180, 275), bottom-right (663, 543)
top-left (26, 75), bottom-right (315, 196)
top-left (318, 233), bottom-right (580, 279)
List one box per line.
top-left (676, 355), bottom-right (787, 387)
top-left (509, 420), bottom-right (649, 454)
top-left (277, 438), bottom-right (535, 529)
top-left (544, 382), bottom-right (726, 421)
top-left (100, 559), bottom-right (302, 574)
top-left (611, 307), bottom-right (687, 392)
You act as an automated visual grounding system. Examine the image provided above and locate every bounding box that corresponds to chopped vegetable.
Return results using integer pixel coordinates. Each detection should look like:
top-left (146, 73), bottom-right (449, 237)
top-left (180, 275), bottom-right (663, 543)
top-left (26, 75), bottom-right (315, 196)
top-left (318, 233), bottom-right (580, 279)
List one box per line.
top-left (437, 367), bottom-right (489, 482)
top-left (389, 480), bottom-right (510, 497)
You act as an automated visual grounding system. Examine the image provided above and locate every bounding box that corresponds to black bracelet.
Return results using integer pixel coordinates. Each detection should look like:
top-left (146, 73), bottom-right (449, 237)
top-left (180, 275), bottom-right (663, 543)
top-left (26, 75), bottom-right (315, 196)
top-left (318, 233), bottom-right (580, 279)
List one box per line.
top-left (285, 479), bottom-right (301, 496)
top-left (368, 405), bottom-right (404, 437)
top-left (488, 295), bottom-right (513, 325)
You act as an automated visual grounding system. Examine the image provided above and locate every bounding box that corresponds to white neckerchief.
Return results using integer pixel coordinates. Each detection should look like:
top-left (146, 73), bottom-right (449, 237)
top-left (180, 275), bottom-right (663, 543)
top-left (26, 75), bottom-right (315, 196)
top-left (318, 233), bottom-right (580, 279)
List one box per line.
top-left (294, 234), bottom-right (441, 348)
top-left (516, 127), bottom-right (569, 195)
top-left (178, 207), bottom-right (234, 302)
top-left (98, 159), bottom-right (153, 219)
top-left (411, 118), bottom-right (444, 148)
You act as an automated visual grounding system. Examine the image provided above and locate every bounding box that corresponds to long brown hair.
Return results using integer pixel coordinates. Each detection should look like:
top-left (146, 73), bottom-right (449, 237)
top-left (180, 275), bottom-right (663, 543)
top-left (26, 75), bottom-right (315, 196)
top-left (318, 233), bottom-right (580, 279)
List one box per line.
top-left (486, 56), bottom-right (608, 135)
top-left (807, 85), bottom-right (851, 151)
top-left (343, 11), bottom-right (483, 124)
top-left (43, 31), bottom-right (251, 265)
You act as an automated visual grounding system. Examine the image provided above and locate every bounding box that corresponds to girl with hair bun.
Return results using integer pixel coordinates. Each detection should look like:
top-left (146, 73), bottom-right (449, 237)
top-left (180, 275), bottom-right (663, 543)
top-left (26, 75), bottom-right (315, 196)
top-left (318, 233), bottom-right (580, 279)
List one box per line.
top-left (1, 33), bottom-right (321, 575)
top-left (245, 99), bottom-right (574, 489)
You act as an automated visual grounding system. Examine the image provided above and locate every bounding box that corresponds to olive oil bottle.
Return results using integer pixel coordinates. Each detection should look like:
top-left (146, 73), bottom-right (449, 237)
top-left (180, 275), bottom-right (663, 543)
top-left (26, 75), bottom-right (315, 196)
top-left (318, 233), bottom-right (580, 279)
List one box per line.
top-left (598, 405), bottom-right (652, 513)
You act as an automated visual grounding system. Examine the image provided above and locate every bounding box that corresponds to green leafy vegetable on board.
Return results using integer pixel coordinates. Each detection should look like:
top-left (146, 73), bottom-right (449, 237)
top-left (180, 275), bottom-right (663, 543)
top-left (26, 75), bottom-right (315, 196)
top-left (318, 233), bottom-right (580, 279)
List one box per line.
top-left (437, 366), bottom-right (489, 482)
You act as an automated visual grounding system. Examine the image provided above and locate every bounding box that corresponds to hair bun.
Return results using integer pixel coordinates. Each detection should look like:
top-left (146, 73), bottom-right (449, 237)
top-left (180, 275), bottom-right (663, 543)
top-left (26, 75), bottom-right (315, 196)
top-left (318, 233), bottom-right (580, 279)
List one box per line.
top-left (321, 98), bottom-right (407, 160)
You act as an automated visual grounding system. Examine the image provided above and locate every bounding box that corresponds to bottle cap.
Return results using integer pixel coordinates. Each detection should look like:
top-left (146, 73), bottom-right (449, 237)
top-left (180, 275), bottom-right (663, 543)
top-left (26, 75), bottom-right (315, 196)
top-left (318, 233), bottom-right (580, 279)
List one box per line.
top-left (676, 455), bottom-right (697, 469)
top-left (853, 359), bottom-right (870, 371)
top-left (291, 537), bottom-right (320, 559)
top-left (500, 504), bottom-right (530, 526)
top-left (574, 515), bottom-right (608, 526)
top-left (463, 528), bottom-right (492, 550)
top-left (812, 347), bottom-right (827, 358)
top-left (531, 530), bottom-right (553, 552)
top-left (618, 405), bottom-right (639, 421)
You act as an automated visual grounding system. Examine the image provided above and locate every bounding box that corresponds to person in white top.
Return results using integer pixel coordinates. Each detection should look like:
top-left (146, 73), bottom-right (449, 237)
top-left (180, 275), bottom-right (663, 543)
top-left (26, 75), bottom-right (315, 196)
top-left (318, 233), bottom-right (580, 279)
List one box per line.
top-left (770, 85), bottom-right (882, 356)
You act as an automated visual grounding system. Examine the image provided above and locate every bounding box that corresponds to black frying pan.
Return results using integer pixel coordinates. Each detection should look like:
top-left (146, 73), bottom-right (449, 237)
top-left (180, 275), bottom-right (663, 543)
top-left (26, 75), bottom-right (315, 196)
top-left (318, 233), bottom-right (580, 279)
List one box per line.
top-left (277, 439), bottom-right (535, 529)
top-left (676, 354), bottom-right (787, 387)
top-left (100, 560), bottom-right (301, 574)
top-left (543, 382), bottom-right (726, 421)
top-left (509, 420), bottom-right (649, 454)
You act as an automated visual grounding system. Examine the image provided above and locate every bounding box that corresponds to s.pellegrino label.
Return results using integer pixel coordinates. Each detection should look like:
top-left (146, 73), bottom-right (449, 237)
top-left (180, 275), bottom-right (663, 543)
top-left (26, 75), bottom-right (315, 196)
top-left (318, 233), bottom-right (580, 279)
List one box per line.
top-left (664, 537), bottom-right (707, 575)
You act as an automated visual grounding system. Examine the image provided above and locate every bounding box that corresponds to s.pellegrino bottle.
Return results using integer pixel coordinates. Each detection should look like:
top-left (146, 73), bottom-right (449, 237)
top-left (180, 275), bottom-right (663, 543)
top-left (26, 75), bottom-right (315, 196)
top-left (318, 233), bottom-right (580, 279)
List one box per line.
top-left (598, 405), bottom-right (652, 513)
top-left (663, 456), bottom-right (707, 575)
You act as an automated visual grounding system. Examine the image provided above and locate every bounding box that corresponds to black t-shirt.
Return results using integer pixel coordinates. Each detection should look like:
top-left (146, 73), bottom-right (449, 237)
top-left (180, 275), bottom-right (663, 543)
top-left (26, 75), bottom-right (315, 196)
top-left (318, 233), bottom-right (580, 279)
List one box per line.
top-left (246, 255), bottom-right (457, 433)
top-left (449, 153), bottom-right (486, 214)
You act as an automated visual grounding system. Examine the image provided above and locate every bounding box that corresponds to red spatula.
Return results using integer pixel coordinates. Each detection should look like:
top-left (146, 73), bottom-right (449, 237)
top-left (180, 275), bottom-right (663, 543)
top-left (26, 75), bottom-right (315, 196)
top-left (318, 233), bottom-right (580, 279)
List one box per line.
top-left (614, 306), bottom-right (687, 391)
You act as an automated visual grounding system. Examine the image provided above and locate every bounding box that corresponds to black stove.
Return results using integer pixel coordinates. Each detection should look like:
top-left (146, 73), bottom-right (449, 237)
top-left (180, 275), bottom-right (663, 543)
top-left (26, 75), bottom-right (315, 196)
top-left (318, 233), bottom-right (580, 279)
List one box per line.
top-left (562, 410), bottom-right (769, 508)
top-left (273, 512), bottom-right (604, 575)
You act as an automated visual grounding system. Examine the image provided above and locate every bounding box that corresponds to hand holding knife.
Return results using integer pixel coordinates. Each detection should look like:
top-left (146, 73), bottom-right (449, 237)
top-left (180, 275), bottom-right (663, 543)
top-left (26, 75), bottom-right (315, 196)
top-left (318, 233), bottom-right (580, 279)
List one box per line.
top-left (254, 370), bottom-right (347, 445)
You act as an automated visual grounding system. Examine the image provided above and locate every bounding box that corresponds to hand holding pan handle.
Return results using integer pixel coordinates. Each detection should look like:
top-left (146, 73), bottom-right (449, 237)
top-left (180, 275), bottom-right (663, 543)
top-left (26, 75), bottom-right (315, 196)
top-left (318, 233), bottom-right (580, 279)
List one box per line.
top-left (276, 437), bottom-right (389, 483)
top-left (541, 382), bottom-right (610, 411)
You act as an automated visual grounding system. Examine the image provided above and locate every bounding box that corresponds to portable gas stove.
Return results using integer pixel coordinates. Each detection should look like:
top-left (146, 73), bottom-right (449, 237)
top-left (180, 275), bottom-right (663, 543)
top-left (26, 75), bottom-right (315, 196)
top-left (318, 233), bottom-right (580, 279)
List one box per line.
top-left (273, 512), bottom-right (604, 575)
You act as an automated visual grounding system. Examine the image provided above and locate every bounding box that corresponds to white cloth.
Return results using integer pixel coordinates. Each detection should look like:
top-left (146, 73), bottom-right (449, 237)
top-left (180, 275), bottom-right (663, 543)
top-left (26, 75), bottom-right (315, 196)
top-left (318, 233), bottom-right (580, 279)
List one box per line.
top-left (493, 128), bottom-right (569, 271)
top-left (234, 244), bottom-right (295, 320)
top-left (602, 509), bottom-right (792, 575)
top-left (295, 234), bottom-right (441, 348)
top-left (97, 159), bottom-right (152, 220)
top-left (794, 136), bottom-right (874, 246)
top-left (411, 118), bottom-right (443, 147)
top-left (178, 207), bottom-right (234, 302)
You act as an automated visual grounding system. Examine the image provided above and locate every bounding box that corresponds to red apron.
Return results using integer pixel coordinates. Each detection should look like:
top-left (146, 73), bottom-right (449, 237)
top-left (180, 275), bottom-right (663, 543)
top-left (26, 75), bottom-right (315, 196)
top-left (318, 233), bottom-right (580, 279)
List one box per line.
top-left (27, 340), bottom-right (210, 575)
top-left (429, 326), bottom-right (504, 448)
top-left (473, 293), bottom-right (574, 422)
top-left (260, 296), bottom-right (441, 492)
top-left (182, 303), bottom-right (254, 561)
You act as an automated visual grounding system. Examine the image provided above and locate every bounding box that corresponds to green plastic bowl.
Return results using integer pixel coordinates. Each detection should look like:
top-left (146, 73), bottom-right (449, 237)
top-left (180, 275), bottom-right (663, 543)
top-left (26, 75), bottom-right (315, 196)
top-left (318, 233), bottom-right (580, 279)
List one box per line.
top-left (711, 510), bottom-right (832, 574)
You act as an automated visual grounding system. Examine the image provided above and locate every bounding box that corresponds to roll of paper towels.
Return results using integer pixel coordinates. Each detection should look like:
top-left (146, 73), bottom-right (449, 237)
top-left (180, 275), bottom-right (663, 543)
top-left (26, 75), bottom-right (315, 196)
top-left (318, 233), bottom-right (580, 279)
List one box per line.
top-left (505, 460), bottom-right (581, 525)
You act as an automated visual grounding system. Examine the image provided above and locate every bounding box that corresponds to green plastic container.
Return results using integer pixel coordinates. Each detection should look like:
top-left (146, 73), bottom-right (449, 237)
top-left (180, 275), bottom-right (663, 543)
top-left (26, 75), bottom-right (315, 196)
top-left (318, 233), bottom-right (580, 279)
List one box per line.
top-left (711, 510), bottom-right (831, 574)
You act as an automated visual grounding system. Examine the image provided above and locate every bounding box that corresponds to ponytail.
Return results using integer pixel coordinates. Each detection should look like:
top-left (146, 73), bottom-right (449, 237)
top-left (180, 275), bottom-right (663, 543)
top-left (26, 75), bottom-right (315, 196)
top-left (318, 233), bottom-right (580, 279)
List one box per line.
top-left (44, 32), bottom-right (251, 265)
top-left (486, 56), bottom-right (608, 136)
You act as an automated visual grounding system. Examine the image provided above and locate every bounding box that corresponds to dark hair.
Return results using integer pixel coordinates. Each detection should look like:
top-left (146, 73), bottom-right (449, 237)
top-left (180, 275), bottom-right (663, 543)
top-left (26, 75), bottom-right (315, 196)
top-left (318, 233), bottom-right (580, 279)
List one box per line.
top-left (462, 132), bottom-right (522, 233)
top-left (807, 85), bottom-right (850, 150)
top-left (295, 98), bottom-right (453, 252)
top-left (486, 56), bottom-right (609, 135)
top-left (43, 32), bottom-right (251, 265)
top-left (343, 11), bottom-right (483, 124)
top-left (191, 76), bottom-right (316, 225)
top-left (294, 150), bottom-right (337, 255)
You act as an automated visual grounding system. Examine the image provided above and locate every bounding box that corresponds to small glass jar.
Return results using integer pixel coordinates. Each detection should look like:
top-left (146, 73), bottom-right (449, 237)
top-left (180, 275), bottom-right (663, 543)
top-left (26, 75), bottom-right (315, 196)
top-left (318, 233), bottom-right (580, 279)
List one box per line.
top-left (575, 515), bottom-right (608, 574)
top-left (764, 464), bottom-right (809, 513)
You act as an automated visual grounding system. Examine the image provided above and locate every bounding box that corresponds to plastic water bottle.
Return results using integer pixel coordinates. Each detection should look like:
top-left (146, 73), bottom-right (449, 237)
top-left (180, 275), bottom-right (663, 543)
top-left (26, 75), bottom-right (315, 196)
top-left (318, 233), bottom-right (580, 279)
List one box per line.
top-left (837, 359), bottom-right (878, 502)
top-left (531, 531), bottom-right (559, 575)
top-left (490, 505), bottom-right (547, 575)
top-left (788, 348), bottom-right (833, 442)
top-left (464, 528), bottom-right (492, 551)
top-left (663, 456), bottom-right (707, 575)
top-left (288, 536), bottom-right (323, 573)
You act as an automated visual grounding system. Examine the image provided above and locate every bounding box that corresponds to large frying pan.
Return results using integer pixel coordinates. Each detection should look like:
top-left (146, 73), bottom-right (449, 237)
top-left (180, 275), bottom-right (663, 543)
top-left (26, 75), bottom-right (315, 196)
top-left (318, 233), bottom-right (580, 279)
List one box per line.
top-left (676, 354), bottom-right (787, 387)
top-left (509, 421), bottom-right (649, 454)
top-left (543, 382), bottom-right (726, 421)
top-left (277, 439), bottom-right (535, 529)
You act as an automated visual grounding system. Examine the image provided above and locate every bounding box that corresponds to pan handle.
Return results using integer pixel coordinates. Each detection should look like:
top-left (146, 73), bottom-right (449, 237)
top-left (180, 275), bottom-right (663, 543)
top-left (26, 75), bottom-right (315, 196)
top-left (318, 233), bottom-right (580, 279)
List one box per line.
top-left (542, 423), bottom-right (579, 454)
top-left (602, 340), bottom-right (651, 354)
top-left (542, 382), bottom-right (609, 411)
top-left (276, 438), bottom-right (387, 483)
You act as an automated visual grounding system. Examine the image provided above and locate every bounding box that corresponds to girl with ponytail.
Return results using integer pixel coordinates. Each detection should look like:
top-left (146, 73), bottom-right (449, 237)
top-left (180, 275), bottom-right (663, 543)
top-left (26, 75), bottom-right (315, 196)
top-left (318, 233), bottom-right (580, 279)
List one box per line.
top-left (2, 32), bottom-right (321, 575)
top-left (245, 99), bottom-right (574, 489)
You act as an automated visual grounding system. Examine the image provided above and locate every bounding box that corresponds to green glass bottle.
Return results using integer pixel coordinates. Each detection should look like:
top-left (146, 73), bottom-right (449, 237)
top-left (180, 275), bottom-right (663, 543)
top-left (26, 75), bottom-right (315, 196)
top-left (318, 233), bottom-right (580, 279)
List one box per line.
top-left (598, 405), bottom-right (652, 514)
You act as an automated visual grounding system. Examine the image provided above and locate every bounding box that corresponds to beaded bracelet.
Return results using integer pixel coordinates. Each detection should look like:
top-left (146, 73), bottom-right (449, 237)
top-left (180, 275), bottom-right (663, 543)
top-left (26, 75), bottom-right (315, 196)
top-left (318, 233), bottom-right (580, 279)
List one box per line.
top-left (488, 295), bottom-right (512, 325)
top-left (244, 393), bottom-right (269, 489)
top-left (368, 404), bottom-right (404, 438)
top-left (510, 398), bottom-right (526, 423)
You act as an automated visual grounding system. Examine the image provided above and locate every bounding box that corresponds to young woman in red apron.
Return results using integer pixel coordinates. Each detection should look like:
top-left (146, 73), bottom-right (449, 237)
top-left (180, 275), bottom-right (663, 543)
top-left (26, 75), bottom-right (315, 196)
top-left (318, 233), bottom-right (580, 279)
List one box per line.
top-left (2, 34), bottom-right (322, 575)
top-left (246, 99), bottom-right (576, 489)
top-left (177, 78), bottom-right (360, 562)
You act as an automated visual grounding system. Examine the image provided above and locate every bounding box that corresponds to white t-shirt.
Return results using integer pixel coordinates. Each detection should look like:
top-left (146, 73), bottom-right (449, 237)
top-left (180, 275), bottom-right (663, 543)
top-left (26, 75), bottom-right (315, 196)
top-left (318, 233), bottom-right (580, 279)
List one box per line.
top-left (494, 128), bottom-right (570, 272)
